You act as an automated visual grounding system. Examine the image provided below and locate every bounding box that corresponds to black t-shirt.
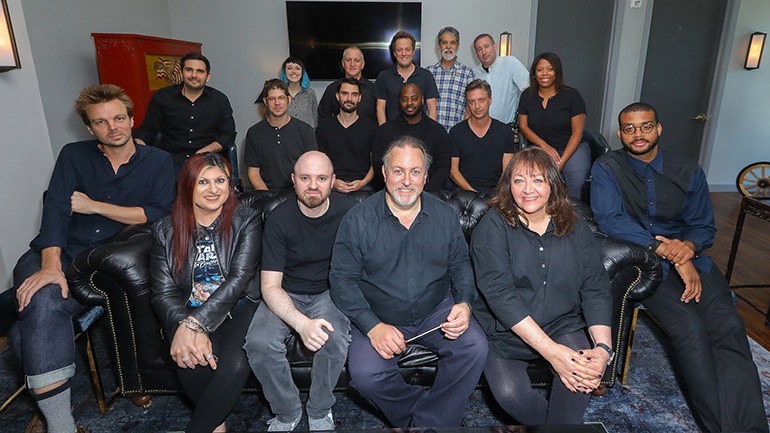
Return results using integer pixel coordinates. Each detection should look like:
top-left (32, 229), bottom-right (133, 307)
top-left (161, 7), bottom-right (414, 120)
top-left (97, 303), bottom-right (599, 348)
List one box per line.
top-left (261, 192), bottom-right (358, 295)
top-left (517, 86), bottom-right (586, 153)
top-left (371, 116), bottom-right (451, 192)
top-left (243, 117), bottom-right (317, 191)
top-left (316, 116), bottom-right (377, 182)
top-left (317, 78), bottom-right (377, 123)
top-left (450, 119), bottom-right (516, 193)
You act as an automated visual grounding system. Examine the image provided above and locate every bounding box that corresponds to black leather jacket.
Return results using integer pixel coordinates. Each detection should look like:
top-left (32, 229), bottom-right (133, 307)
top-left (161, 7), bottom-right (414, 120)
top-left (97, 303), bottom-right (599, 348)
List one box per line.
top-left (150, 203), bottom-right (262, 336)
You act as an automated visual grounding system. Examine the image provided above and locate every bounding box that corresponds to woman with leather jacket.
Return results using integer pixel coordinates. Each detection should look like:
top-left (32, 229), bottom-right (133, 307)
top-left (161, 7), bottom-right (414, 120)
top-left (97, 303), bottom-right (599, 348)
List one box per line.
top-left (150, 153), bottom-right (262, 433)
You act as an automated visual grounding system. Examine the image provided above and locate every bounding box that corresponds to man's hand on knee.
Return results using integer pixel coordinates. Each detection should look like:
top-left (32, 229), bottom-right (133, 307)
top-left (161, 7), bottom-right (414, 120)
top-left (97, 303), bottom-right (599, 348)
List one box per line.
top-left (675, 261), bottom-right (702, 303)
top-left (298, 318), bottom-right (333, 352)
top-left (441, 303), bottom-right (471, 339)
top-left (367, 323), bottom-right (405, 359)
top-left (17, 266), bottom-right (68, 312)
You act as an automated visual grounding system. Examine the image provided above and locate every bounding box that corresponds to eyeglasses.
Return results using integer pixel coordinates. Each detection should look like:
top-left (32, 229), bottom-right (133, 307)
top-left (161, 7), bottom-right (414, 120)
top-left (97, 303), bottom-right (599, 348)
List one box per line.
top-left (266, 95), bottom-right (288, 104)
top-left (620, 122), bottom-right (657, 136)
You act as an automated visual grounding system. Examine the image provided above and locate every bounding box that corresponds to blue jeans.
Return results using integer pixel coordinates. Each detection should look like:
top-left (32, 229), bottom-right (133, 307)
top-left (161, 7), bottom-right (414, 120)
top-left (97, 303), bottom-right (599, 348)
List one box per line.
top-left (9, 249), bottom-right (82, 390)
top-left (244, 290), bottom-right (350, 420)
top-left (560, 141), bottom-right (591, 200)
top-left (347, 295), bottom-right (488, 428)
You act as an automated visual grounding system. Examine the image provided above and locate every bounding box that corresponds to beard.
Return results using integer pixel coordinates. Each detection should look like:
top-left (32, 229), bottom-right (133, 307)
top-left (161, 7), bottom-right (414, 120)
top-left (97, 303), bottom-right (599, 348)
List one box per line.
top-left (442, 50), bottom-right (456, 62)
top-left (389, 187), bottom-right (419, 207)
top-left (298, 190), bottom-right (326, 209)
top-left (623, 137), bottom-right (659, 156)
top-left (340, 102), bottom-right (358, 113)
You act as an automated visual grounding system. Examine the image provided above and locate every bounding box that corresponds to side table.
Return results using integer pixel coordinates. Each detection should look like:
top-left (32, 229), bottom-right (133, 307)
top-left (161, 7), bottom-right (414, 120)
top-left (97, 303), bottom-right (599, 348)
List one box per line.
top-left (725, 196), bottom-right (770, 326)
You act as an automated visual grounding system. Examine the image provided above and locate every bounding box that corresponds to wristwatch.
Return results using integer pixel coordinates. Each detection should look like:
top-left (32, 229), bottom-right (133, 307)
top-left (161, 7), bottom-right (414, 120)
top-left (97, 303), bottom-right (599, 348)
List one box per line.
top-left (595, 342), bottom-right (615, 364)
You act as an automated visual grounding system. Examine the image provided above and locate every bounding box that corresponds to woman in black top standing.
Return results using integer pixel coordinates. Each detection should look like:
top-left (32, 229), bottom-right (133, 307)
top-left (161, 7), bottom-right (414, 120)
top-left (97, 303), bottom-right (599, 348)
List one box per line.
top-left (517, 52), bottom-right (589, 200)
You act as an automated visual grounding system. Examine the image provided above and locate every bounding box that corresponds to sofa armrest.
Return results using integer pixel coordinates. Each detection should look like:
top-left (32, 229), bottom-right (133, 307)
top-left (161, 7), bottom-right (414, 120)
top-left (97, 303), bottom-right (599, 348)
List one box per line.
top-left (595, 233), bottom-right (662, 302)
top-left (68, 224), bottom-right (154, 306)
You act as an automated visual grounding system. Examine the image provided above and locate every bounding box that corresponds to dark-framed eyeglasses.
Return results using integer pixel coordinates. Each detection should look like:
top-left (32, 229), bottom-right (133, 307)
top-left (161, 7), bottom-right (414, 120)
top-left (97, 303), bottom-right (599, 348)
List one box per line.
top-left (621, 122), bottom-right (657, 136)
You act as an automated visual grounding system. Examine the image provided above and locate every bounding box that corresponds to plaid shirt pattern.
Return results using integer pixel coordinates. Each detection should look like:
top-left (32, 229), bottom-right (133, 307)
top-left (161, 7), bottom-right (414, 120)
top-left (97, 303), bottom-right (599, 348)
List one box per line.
top-left (426, 60), bottom-right (476, 131)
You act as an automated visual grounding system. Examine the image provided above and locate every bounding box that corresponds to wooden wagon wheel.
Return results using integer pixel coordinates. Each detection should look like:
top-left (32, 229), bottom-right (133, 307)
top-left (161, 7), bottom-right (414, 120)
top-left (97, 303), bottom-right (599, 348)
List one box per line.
top-left (736, 161), bottom-right (770, 198)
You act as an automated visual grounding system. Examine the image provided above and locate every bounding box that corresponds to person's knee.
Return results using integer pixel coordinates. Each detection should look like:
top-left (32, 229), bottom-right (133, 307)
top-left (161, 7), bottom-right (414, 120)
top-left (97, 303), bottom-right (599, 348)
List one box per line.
top-left (19, 285), bottom-right (69, 322)
top-left (455, 323), bottom-right (489, 362)
top-left (243, 330), bottom-right (286, 360)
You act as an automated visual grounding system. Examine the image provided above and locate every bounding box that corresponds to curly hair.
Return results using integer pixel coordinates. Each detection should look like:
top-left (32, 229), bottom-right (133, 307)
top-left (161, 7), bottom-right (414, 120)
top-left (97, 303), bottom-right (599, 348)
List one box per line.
top-left (488, 147), bottom-right (576, 236)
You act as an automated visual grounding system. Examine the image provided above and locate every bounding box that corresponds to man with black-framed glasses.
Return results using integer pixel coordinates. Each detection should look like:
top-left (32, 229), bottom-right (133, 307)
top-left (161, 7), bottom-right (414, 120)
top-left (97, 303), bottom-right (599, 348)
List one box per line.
top-left (590, 102), bottom-right (767, 433)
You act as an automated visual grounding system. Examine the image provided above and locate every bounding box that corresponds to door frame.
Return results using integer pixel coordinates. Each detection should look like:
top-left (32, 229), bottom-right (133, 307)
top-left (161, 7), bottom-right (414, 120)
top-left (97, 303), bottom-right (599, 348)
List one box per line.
top-left (599, 0), bottom-right (739, 166)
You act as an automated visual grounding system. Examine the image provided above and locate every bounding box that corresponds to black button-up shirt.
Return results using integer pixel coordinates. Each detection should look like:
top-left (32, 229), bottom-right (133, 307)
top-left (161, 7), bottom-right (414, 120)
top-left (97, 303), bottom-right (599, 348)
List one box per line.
top-left (31, 140), bottom-right (175, 260)
top-left (135, 84), bottom-right (236, 164)
top-left (470, 209), bottom-right (611, 359)
top-left (330, 190), bottom-right (476, 334)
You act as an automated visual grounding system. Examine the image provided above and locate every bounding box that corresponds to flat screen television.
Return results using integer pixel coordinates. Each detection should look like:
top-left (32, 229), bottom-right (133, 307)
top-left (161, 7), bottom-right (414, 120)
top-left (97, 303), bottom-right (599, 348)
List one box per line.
top-left (286, 1), bottom-right (422, 80)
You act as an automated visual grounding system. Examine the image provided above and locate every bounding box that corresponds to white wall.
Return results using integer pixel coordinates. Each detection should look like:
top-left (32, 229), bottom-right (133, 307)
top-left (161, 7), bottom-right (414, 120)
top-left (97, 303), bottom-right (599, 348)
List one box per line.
top-left (0, 0), bottom-right (54, 292)
top-left (22, 0), bottom-right (172, 155)
top-left (166, 0), bottom-right (533, 185)
top-left (705, 0), bottom-right (770, 191)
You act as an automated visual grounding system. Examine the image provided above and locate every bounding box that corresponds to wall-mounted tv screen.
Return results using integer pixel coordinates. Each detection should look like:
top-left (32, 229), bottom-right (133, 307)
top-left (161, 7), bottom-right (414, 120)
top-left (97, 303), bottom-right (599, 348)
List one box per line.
top-left (286, 1), bottom-right (422, 80)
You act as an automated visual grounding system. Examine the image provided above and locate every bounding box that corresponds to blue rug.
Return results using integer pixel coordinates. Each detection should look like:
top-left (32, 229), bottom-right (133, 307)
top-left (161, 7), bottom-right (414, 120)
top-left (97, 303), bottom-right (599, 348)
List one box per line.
top-left (1, 314), bottom-right (769, 432)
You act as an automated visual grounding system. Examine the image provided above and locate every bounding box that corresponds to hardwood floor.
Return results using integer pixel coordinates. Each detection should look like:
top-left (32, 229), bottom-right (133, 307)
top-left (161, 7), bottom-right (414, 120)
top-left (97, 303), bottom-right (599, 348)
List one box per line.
top-left (711, 192), bottom-right (770, 350)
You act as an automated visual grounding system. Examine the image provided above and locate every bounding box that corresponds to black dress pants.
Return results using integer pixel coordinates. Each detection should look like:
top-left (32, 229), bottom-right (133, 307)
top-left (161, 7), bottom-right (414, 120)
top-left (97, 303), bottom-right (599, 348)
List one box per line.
top-left (643, 264), bottom-right (767, 433)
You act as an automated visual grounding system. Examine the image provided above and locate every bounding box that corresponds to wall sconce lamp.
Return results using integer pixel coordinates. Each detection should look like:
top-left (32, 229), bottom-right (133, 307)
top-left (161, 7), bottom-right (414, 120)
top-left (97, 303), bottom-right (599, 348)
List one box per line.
top-left (499, 31), bottom-right (512, 57)
top-left (0, 0), bottom-right (21, 72)
top-left (744, 31), bottom-right (766, 70)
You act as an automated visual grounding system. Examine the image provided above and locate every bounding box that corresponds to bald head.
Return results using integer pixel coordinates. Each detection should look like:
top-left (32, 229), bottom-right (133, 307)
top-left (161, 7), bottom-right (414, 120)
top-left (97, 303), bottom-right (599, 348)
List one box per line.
top-left (292, 151), bottom-right (335, 213)
top-left (342, 46), bottom-right (365, 79)
top-left (294, 150), bottom-right (333, 175)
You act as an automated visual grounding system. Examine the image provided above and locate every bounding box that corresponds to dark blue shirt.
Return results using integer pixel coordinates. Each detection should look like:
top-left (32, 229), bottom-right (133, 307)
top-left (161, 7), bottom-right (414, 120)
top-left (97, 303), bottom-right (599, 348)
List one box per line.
top-left (374, 63), bottom-right (440, 122)
top-left (329, 190), bottom-right (476, 334)
top-left (591, 149), bottom-right (714, 278)
top-left (31, 140), bottom-right (176, 260)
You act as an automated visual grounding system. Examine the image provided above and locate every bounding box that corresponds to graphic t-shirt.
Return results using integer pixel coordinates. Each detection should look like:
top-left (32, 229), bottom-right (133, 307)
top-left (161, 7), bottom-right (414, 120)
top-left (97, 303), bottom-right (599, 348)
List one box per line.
top-left (188, 235), bottom-right (224, 307)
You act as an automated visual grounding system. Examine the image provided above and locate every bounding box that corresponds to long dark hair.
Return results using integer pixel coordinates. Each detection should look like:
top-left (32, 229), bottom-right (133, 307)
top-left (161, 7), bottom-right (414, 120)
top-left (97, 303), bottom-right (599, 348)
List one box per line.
top-left (171, 153), bottom-right (237, 276)
top-left (488, 147), bottom-right (576, 236)
top-left (527, 52), bottom-right (566, 94)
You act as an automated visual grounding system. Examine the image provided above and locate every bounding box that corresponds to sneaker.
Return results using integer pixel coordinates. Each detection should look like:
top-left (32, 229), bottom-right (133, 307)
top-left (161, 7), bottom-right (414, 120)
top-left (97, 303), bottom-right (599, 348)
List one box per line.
top-left (308, 411), bottom-right (335, 431)
top-left (266, 412), bottom-right (302, 432)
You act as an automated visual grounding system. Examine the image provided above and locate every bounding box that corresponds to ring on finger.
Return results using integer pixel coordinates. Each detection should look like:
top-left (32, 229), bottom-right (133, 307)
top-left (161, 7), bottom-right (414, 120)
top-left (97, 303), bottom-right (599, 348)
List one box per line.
top-left (204, 353), bottom-right (215, 360)
top-left (181, 356), bottom-right (190, 363)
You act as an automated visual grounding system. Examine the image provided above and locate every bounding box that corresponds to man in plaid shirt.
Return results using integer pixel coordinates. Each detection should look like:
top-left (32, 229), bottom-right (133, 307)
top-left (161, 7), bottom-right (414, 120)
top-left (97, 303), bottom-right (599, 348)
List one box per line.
top-left (426, 27), bottom-right (475, 132)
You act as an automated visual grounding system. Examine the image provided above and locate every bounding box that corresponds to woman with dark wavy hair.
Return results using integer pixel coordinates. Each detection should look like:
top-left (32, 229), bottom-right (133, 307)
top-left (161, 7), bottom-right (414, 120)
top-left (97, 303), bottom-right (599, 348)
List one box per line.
top-left (517, 52), bottom-right (589, 200)
top-left (470, 147), bottom-right (612, 424)
top-left (150, 153), bottom-right (262, 432)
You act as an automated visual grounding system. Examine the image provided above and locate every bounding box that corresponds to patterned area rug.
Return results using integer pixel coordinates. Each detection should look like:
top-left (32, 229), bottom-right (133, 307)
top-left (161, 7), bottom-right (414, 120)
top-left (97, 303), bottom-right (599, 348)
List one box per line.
top-left (0, 314), bottom-right (768, 432)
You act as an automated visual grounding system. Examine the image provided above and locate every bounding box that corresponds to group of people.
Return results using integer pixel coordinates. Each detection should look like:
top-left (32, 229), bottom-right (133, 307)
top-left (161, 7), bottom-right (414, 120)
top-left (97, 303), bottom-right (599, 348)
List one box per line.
top-left (8, 27), bottom-right (768, 433)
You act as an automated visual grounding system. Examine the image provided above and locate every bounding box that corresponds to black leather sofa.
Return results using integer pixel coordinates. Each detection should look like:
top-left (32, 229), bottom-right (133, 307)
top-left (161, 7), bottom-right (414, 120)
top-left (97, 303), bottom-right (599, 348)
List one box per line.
top-left (68, 189), bottom-right (662, 408)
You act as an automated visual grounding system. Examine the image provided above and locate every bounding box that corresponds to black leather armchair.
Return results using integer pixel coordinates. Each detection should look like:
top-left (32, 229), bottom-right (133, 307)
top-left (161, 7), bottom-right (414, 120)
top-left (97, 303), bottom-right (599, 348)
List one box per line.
top-left (68, 190), bottom-right (661, 407)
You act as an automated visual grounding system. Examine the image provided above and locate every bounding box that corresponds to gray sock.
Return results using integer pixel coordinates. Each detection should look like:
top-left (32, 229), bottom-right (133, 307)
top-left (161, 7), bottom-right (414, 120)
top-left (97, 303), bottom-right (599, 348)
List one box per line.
top-left (34, 382), bottom-right (76, 433)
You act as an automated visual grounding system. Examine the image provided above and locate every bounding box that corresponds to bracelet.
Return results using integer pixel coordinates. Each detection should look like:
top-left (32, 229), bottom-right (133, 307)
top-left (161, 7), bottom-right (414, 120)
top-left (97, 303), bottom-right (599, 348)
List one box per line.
top-left (179, 318), bottom-right (208, 335)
